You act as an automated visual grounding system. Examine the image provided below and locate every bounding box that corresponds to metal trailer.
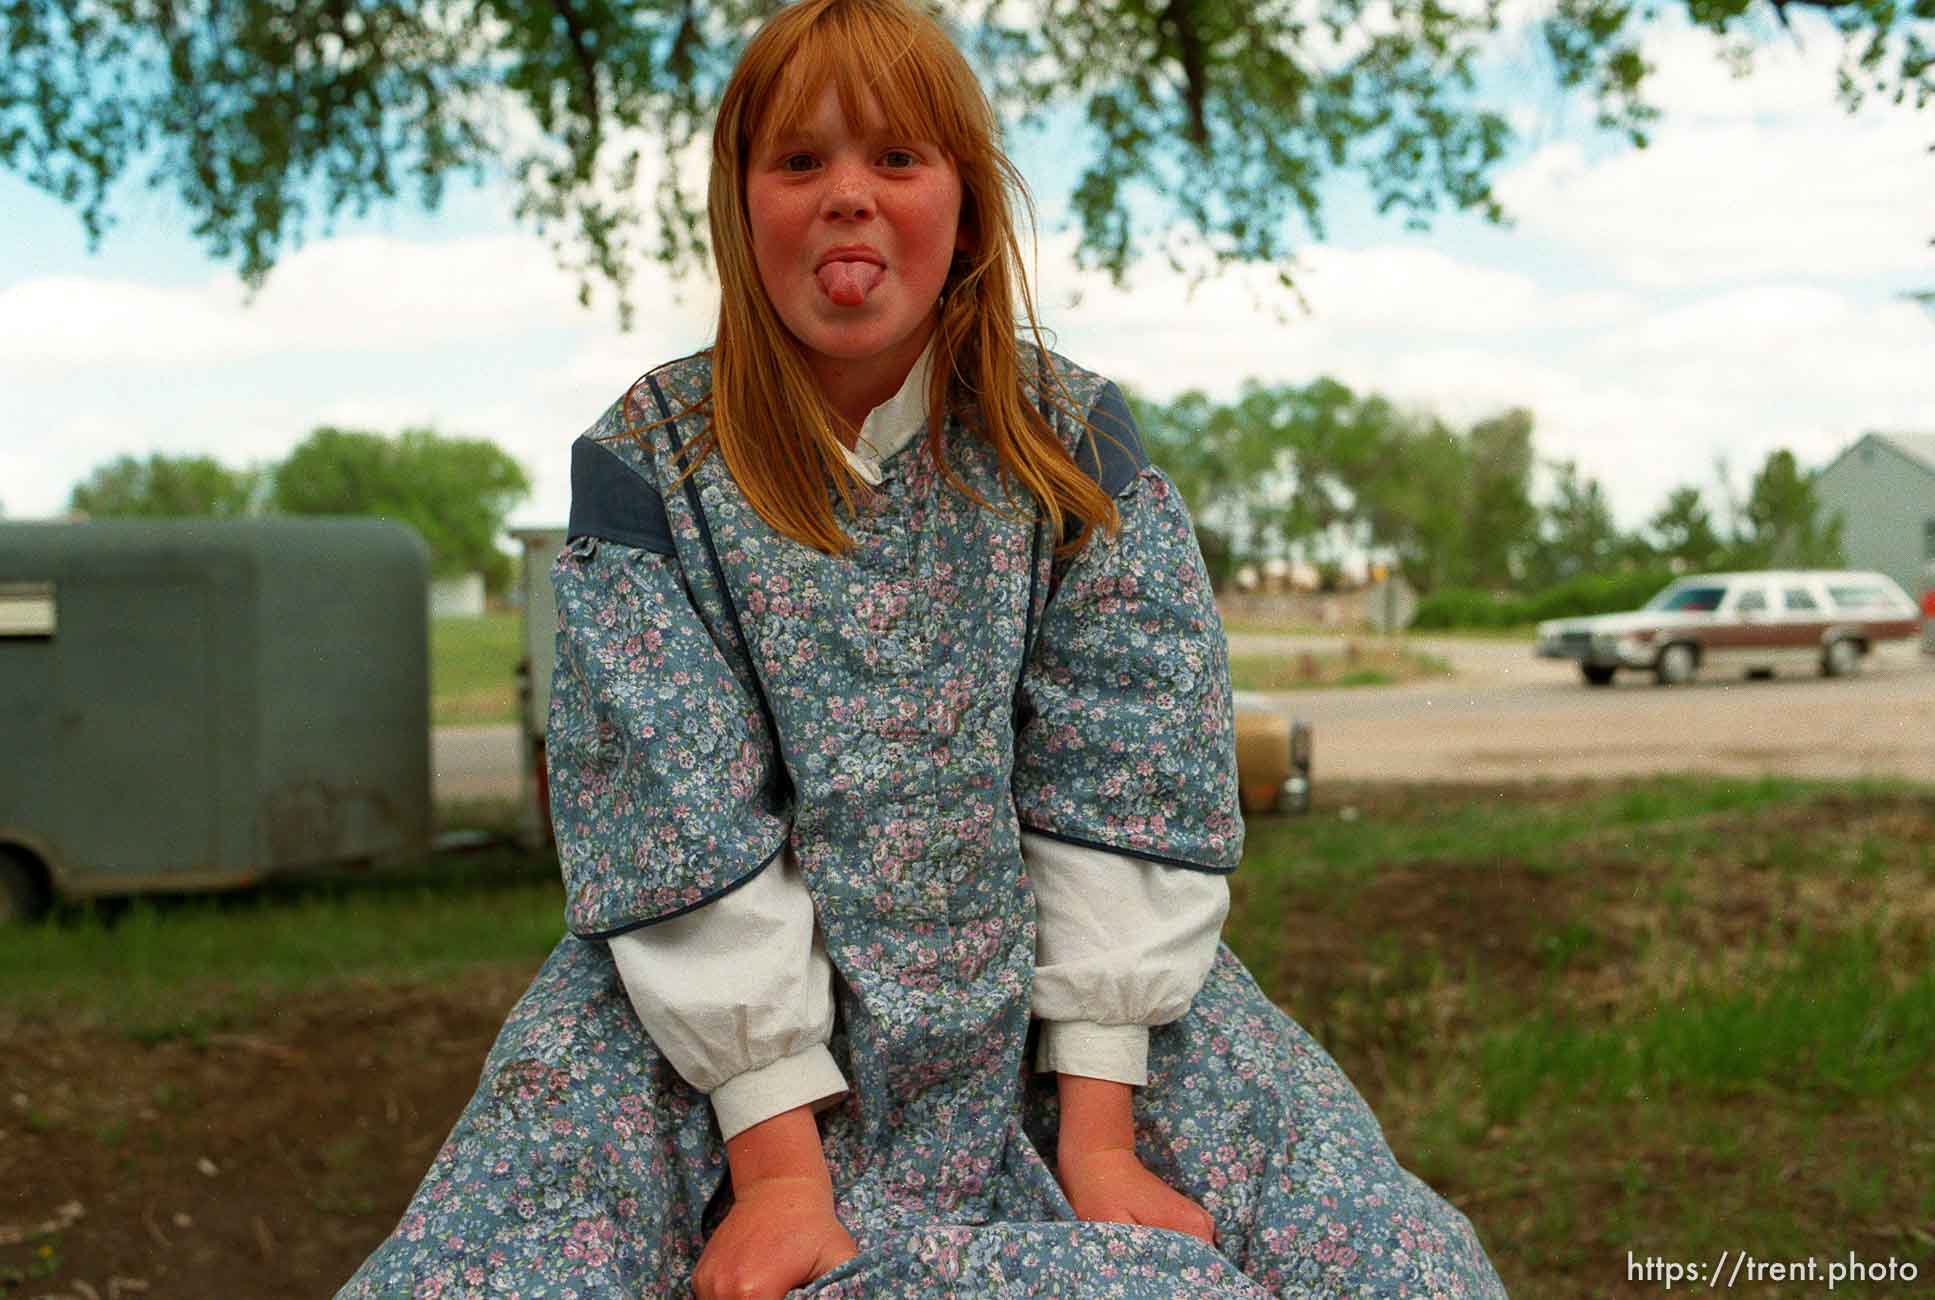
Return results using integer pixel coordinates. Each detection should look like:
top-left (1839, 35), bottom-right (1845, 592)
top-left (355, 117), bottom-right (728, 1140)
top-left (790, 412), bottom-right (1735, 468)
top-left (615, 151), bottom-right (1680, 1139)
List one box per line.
top-left (0, 519), bottom-right (433, 920)
top-left (508, 525), bottom-right (1312, 847)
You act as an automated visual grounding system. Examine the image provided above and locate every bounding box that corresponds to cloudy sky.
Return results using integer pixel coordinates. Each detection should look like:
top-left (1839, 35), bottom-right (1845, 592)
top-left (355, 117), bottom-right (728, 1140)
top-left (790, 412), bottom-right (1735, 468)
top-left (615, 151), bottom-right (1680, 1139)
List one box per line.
top-left (3, 10), bottom-right (1931, 536)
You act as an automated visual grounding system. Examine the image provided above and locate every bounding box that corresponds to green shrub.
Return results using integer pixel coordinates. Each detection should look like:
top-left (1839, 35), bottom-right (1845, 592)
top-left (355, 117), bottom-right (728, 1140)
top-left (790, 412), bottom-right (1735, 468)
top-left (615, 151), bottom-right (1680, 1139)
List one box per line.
top-left (1411, 587), bottom-right (1524, 629)
top-left (1412, 568), bottom-right (1679, 630)
top-left (1519, 567), bottom-right (1676, 623)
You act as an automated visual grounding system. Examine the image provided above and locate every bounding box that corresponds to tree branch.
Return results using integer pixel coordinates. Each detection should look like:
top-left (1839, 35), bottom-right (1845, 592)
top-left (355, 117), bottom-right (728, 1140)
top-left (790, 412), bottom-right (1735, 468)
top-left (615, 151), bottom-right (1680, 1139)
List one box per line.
top-left (548, 0), bottom-right (603, 137)
top-left (1161, 0), bottom-right (1209, 148)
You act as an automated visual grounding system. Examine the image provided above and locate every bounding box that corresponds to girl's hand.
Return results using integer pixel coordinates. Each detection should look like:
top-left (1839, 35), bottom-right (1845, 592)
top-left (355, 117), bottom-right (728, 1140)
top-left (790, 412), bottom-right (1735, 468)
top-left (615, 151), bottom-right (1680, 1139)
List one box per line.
top-left (1056, 1144), bottom-right (1218, 1246)
top-left (693, 1103), bottom-right (856, 1299)
top-left (690, 1173), bottom-right (858, 1300)
top-left (1054, 1072), bottom-right (1216, 1247)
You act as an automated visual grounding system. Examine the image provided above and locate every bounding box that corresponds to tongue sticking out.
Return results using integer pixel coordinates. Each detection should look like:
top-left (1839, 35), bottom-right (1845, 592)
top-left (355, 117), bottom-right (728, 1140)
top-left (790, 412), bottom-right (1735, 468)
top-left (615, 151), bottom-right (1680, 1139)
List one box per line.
top-left (817, 259), bottom-right (885, 307)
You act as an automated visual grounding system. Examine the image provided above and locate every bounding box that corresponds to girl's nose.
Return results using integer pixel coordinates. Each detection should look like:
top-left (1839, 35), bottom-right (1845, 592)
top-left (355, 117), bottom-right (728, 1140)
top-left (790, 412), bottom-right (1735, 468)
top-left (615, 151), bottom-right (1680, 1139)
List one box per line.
top-left (821, 161), bottom-right (875, 221)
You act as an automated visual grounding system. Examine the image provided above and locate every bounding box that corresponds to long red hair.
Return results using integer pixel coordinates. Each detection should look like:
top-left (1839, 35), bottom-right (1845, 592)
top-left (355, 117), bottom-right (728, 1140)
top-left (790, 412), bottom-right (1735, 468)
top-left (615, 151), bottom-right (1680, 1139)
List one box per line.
top-left (654, 0), bottom-right (1117, 557)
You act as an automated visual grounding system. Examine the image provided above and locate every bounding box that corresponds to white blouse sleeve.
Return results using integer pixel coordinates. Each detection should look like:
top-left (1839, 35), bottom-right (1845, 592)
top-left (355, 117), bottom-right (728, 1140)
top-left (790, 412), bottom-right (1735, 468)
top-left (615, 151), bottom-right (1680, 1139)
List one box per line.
top-left (1025, 831), bottom-right (1230, 1087)
top-left (607, 847), bottom-right (847, 1141)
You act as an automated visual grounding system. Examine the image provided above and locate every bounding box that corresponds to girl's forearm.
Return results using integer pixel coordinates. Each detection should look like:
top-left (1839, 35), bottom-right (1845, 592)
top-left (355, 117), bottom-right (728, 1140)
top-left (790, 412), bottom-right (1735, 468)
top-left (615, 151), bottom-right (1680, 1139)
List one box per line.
top-left (1056, 1074), bottom-right (1136, 1158)
top-left (726, 1103), bottom-right (833, 1192)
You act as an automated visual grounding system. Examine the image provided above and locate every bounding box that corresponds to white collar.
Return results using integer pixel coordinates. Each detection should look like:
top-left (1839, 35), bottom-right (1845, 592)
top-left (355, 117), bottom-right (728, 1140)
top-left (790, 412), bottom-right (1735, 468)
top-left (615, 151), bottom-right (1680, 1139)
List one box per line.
top-left (841, 338), bottom-right (936, 485)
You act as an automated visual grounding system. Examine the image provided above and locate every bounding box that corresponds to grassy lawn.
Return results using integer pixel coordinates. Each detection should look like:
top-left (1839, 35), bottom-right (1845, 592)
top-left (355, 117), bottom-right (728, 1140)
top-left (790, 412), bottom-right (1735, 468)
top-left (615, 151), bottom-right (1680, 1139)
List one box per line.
top-left (1228, 643), bottom-right (1454, 690)
top-left (431, 610), bottom-right (523, 726)
top-left (1234, 775), bottom-right (1935, 1295)
top-left (6, 777), bottom-right (1933, 1295)
top-left (0, 800), bottom-right (561, 1041)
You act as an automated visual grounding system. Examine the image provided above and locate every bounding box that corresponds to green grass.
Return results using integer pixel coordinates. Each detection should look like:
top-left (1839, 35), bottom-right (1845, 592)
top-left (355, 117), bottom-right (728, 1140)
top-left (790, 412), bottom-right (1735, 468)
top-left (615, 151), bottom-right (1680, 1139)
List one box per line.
top-left (2, 839), bottom-right (562, 1038)
top-left (1232, 774), bottom-right (1935, 1296)
top-left (431, 610), bottom-right (523, 726)
top-left (1475, 932), bottom-right (1935, 1124)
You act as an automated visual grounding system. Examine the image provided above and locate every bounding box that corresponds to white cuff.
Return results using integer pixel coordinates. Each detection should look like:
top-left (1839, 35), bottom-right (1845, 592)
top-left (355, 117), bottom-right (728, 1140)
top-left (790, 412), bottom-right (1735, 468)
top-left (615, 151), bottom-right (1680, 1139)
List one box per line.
top-left (1036, 1021), bottom-right (1149, 1087)
top-left (710, 1044), bottom-right (849, 1142)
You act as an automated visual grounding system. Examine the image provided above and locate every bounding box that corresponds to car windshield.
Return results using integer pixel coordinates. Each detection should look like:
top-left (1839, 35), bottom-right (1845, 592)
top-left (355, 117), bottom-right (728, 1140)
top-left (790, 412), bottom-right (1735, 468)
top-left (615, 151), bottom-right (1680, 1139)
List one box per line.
top-left (1644, 583), bottom-right (1727, 613)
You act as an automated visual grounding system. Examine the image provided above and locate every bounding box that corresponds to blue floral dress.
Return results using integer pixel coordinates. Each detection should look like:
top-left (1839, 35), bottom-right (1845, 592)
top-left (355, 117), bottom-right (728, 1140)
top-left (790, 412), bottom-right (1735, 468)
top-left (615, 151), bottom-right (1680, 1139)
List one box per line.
top-left (338, 350), bottom-right (1507, 1298)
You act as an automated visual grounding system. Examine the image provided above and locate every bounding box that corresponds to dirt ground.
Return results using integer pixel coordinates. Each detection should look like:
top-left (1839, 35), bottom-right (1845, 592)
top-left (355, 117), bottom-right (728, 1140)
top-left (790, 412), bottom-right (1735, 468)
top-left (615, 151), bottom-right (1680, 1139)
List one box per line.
top-left (1, 968), bottom-right (537, 1299)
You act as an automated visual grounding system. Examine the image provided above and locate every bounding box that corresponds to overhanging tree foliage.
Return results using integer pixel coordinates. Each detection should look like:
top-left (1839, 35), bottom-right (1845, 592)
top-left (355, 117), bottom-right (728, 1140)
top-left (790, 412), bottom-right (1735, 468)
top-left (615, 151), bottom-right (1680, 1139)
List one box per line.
top-left (5, 1), bottom-right (1929, 323)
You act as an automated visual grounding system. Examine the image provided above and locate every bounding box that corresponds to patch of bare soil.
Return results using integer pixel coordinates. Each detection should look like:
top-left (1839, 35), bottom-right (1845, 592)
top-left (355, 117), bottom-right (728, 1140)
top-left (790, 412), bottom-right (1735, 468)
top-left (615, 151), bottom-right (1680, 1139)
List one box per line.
top-left (0, 966), bottom-right (539, 1299)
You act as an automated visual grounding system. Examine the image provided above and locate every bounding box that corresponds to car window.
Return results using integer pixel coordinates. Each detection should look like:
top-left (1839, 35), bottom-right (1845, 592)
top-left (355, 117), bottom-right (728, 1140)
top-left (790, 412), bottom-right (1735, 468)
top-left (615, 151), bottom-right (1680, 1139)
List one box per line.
top-left (1828, 584), bottom-right (1892, 611)
top-left (1733, 587), bottom-right (1768, 614)
top-left (1783, 587), bottom-right (1820, 612)
top-left (1648, 584), bottom-right (1727, 612)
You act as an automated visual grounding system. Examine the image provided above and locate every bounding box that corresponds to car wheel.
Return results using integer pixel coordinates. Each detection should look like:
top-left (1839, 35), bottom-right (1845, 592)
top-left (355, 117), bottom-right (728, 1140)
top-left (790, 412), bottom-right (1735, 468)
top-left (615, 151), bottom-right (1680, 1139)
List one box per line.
top-left (1654, 642), bottom-right (1697, 687)
top-left (1581, 664), bottom-right (1616, 687)
top-left (1822, 637), bottom-right (1862, 678)
top-left (0, 848), bottom-right (49, 925)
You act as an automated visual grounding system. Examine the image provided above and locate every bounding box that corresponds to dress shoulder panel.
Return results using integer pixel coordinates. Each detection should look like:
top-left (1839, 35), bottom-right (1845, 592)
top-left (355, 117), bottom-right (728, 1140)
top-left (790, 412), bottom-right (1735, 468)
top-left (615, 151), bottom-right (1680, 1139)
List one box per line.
top-left (1021, 347), bottom-right (1150, 498)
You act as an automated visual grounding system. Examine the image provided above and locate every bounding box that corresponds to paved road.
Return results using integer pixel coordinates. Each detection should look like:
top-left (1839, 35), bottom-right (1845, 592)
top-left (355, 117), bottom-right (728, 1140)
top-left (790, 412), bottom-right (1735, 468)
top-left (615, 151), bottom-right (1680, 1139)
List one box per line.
top-left (434, 636), bottom-right (1935, 799)
top-left (1232, 634), bottom-right (1935, 783)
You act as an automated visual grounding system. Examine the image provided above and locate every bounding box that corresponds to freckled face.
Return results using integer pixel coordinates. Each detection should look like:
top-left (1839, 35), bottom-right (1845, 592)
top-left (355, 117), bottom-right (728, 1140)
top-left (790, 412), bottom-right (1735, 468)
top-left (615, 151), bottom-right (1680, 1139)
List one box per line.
top-left (745, 83), bottom-right (964, 388)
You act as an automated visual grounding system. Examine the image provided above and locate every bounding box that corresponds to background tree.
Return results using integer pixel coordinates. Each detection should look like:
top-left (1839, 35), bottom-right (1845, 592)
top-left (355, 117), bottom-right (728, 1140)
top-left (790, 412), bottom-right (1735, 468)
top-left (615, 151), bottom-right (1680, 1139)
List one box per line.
top-left (1461, 410), bottom-right (1539, 589)
top-left (1648, 484), bottom-right (1725, 572)
top-left (1131, 385), bottom-right (1281, 587)
top-left (1348, 411), bottom-right (1473, 593)
top-left (1137, 377), bottom-right (1540, 594)
top-left (5, 1), bottom-right (1927, 321)
top-left (1731, 448), bottom-right (1847, 569)
top-left (1523, 459), bottom-right (1624, 587)
top-left (68, 453), bottom-right (261, 518)
top-left (272, 428), bottom-right (531, 591)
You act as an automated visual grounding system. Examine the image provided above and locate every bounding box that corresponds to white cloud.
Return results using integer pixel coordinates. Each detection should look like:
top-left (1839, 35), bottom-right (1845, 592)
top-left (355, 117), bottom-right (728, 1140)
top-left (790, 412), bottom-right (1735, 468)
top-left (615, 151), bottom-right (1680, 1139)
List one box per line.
top-left (0, 226), bottom-right (720, 525)
top-left (1642, 15), bottom-right (1858, 120)
top-left (1492, 14), bottom-right (1935, 289)
top-left (0, 276), bottom-right (260, 368)
top-left (1498, 126), bottom-right (1934, 287)
top-left (0, 234), bottom-right (603, 372)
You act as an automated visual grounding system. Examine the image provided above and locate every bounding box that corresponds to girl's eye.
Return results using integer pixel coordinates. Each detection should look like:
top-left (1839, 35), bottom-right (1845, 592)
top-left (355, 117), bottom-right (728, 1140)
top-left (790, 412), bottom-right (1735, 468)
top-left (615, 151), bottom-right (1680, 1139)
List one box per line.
top-left (880, 149), bottom-right (918, 169)
top-left (780, 153), bottom-right (818, 173)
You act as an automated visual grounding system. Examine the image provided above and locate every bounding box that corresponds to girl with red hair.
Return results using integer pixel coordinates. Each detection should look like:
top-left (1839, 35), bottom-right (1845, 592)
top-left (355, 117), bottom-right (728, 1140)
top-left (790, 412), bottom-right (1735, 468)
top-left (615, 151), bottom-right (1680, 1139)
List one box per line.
top-left (341, 3), bottom-right (1506, 1295)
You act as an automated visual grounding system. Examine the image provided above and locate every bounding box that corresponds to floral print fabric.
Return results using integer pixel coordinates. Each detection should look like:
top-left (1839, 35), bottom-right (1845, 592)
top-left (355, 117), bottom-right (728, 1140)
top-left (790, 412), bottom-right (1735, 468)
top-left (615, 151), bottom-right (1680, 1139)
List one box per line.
top-left (1012, 457), bottom-right (1245, 873)
top-left (550, 534), bottom-right (790, 936)
top-left (337, 350), bottom-right (1507, 1298)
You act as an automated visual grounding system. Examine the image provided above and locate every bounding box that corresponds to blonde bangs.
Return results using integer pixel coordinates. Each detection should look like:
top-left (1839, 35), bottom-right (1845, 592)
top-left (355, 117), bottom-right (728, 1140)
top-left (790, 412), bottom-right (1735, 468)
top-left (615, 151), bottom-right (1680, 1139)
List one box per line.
top-left (679, 0), bottom-right (1120, 561)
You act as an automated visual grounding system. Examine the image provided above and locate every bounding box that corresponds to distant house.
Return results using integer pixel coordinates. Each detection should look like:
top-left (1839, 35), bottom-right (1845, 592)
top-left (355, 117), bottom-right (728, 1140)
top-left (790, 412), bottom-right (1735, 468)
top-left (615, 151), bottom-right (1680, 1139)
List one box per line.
top-left (1814, 432), bottom-right (1935, 599)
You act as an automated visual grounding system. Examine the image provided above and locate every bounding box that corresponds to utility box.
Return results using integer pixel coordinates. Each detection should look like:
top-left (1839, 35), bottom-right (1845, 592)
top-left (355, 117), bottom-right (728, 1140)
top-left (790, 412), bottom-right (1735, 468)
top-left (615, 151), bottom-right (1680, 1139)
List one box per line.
top-left (0, 519), bottom-right (432, 912)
